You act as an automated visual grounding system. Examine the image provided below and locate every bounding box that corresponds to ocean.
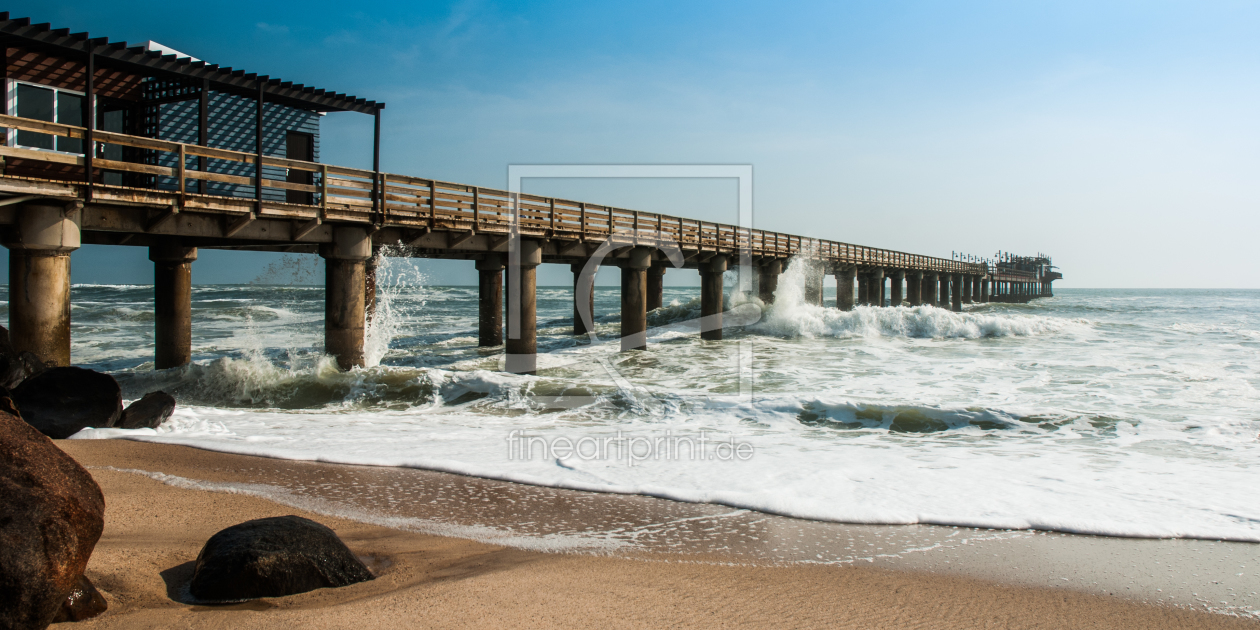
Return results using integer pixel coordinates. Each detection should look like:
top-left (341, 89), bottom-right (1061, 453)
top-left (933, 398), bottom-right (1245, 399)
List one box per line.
top-left (41, 255), bottom-right (1260, 543)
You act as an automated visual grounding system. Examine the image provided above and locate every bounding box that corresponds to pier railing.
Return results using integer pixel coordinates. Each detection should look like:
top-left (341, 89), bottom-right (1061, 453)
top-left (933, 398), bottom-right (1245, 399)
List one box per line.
top-left (0, 114), bottom-right (986, 275)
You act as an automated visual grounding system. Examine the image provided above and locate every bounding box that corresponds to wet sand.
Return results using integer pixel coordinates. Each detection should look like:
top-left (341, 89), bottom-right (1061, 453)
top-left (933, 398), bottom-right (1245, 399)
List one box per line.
top-left (58, 439), bottom-right (1258, 628)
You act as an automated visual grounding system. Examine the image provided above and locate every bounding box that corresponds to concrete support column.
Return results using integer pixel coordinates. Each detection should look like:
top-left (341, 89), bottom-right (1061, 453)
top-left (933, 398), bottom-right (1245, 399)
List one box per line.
top-left (4, 203), bottom-right (82, 367)
top-left (320, 227), bottom-right (372, 370)
top-left (856, 273), bottom-right (867, 306)
top-left (803, 260), bottom-right (823, 306)
top-left (365, 247), bottom-right (379, 323)
top-left (951, 274), bottom-right (963, 312)
top-left (647, 264), bottom-right (666, 311)
top-left (758, 259), bottom-right (782, 304)
top-left (477, 253), bottom-right (504, 346)
top-left (505, 239), bottom-right (542, 372)
top-left (150, 242), bottom-right (197, 369)
top-left (836, 266), bottom-right (855, 311)
top-left (571, 260), bottom-right (596, 337)
top-left (891, 271), bottom-right (905, 306)
top-left (700, 255), bottom-right (727, 341)
top-left (620, 246), bottom-right (653, 352)
top-left (909, 272), bottom-right (924, 306)
top-left (872, 268), bottom-right (886, 307)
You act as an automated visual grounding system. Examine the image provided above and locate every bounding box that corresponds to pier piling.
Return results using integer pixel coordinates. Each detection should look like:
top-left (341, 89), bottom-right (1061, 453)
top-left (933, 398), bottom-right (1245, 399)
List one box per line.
top-left (620, 246), bottom-right (652, 352)
top-left (505, 239), bottom-right (541, 373)
top-left (4, 203), bottom-right (81, 367)
top-left (150, 242), bottom-right (197, 369)
top-left (759, 259), bottom-right (781, 305)
top-left (700, 254), bottom-right (727, 341)
top-left (320, 227), bottom-right (372, 370)
top-left (647, 264), bottom-right (666, 311)
top-left (571, 260), bottom-right (595, 337)
top-left (836, 266), bottom-right (855, 311)
top-left (477, 253), bottom-right (504, 346)
top-left (892, 270), bottom-right (905, 306)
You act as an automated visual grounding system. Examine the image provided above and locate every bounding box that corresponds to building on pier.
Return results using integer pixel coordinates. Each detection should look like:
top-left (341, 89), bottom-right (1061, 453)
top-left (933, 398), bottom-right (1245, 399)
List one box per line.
top-left (0, 14), bottom-right (1057, 375)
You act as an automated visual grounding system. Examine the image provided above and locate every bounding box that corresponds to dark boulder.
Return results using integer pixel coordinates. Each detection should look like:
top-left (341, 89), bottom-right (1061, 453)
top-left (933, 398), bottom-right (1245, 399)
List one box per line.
top-left (119, 391), bottom-right (176, 430)
top-left (13, 367), bottom-right (122, 439)
top-left (189, 515), bottom-right (374, 602)
top-left (0, 353), bottom-right (26, 390)
top-left (0, 324), bottom-right (44, 390)
top-left (0, 411), bottom-right (106, 629)
top-left (51, 574), bottom-right (108, 623)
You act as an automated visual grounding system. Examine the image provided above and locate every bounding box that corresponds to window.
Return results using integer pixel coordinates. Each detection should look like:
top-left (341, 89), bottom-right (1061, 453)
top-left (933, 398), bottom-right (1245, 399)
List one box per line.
top-left (10, 81), bottom-right (85, 153)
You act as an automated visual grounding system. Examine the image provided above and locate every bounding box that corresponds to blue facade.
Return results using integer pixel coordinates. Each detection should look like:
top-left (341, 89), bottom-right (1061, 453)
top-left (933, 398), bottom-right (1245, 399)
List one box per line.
top-left (155, 91), bottom-right (320, 201)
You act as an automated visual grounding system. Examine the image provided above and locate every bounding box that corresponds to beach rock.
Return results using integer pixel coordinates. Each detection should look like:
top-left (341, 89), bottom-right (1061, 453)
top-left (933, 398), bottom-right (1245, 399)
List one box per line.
top-left (0, 353), bottom-right (27, 390)
top-left (119, 391), bottom-right (176, 430)
top-left (189, 515), bottom-right (374, 602)
top-left (51, 574), bottom-right (108, 623)
top-left (13, 367), bottom-right (123, 439)
top-left (0, 387), bottom-right (22, 418)
top-left (0, 410), bottom-right (106, 629)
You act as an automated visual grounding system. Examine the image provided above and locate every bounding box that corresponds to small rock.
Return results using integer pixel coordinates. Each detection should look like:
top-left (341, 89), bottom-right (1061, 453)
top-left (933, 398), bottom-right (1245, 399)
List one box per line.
top-left (0, 411), bottom-right (106, 629)
top-left (189, 515), bottom-right (374, 602)
top-left (119, 391), bottom-right (176, 430)
top-left (13, 367), bottom-right (123, 439)
top-left (51, 574), bottom-right (108, 623)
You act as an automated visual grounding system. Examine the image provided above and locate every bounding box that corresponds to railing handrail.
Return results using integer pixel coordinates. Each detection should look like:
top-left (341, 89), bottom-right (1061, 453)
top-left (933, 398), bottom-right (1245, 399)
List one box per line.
top-left (0, 114), bottom-right (991, 275)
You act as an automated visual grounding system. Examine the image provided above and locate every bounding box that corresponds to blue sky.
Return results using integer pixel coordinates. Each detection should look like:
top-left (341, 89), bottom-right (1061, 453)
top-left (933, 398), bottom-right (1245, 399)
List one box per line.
top-left (16, 1), bottom-right (1260, 286)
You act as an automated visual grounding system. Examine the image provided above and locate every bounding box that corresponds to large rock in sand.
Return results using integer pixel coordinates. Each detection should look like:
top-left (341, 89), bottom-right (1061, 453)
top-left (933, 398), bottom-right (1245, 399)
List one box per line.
top-left (13, 367), bottom-right (122, 439)
top-left (118, 391), bottom-right (176, 430)
top-left (189, 515), bottom-right (374, 602)
top-left (0, 411), bottom-right (106, 629)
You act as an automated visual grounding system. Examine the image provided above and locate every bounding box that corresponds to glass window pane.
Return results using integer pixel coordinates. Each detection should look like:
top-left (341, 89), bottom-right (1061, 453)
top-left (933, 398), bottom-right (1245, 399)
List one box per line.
top-left (56, 92), bottom-right (84, 153)
top-left (16, 84), bottom-right (54, 121)
top-left (16, 84), bottom-right (55, 149)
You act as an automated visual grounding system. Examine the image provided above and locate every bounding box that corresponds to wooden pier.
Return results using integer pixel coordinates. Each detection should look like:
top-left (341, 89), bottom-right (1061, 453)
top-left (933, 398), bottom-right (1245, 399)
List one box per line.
top-left (0, 15), bottom-right (1060, 373)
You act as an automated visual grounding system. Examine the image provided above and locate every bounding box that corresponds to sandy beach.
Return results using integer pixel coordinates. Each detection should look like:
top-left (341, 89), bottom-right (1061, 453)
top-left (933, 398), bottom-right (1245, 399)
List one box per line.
top-left (54, 439), bottom-right (1257, 629)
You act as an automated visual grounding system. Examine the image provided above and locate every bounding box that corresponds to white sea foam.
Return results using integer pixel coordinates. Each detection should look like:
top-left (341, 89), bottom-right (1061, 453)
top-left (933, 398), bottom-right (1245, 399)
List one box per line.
top-left (60, 276), bottom-right (1260, 543)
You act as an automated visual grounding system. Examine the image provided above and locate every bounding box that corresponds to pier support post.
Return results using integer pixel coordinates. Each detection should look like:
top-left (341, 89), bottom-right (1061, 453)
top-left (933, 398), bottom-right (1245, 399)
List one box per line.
top-left (4, 203), bottom-right (81, 367)
top-left (700, 254), bottom-right (727, 341)
top-left (620, 246), bottom-right (652, 351)
top-left (872, 268), bottom-right (886, 307)
top-left (910, 272), bottom-right (924, 306)
top-left (647, 263), bottom-right (666, 311)
top-left (320, 226), bottom-right (372, 370)
top-left (803, 260), bottom-right (823, 306)
top-left (951, 274), bottom-right (963, 312)
top-left (758, 259), bottom-right (781, 304)
top-left (572, 260), bottom-right (596, 337)
top-left (365, 247), bottom-right (379, 323)
top-left (891, 270), bottom-right (905, 306)
top-left (150, 242), bottom-right (197, 369)
top-left (506, 239), bottom-right (541, 373)
top-left (856, 273), bottom-right (868, 306)
top-left (477, 253), bottom-right (504, 346)
top-left (836, 266), bottom-right (855, 311)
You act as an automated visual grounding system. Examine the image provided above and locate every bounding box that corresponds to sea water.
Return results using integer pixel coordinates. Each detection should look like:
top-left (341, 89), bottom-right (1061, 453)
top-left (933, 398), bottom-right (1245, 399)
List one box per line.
top-left (41, 255), bottom-right (1260, 542)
